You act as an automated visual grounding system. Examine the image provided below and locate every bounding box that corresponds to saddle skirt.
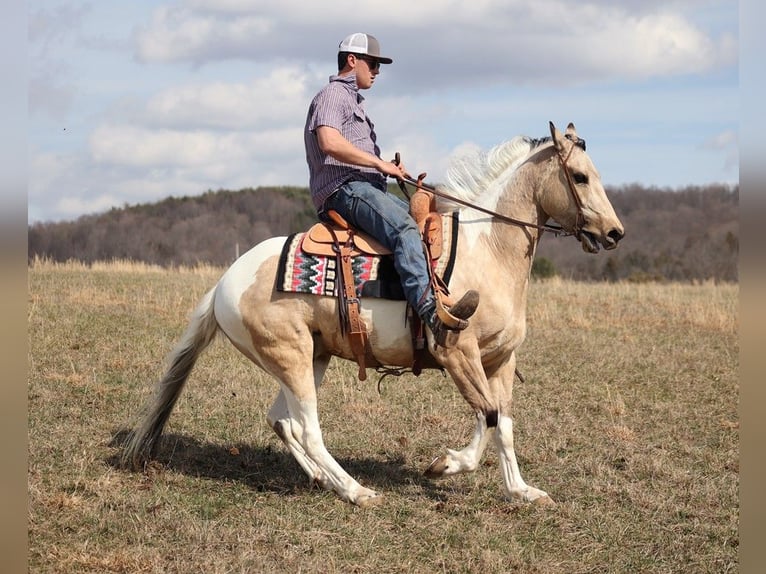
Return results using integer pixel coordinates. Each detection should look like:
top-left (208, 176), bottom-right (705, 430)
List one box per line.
top-left (301, 223), bottom-right (391, 257)
top-left (275, 211), bottom-right (459, 299)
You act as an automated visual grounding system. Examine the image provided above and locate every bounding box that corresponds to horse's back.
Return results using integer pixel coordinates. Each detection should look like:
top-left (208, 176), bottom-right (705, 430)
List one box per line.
top-left (216, 236), bottom-right (286, 309)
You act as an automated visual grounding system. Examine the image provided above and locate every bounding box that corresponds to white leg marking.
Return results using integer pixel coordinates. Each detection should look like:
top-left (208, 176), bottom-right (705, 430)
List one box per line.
top-left (267, 357), bottom-right (331, 486)
top-left (425, 412), bottom-right (492, 477)
top-left (268, 358), bottom-right (380, 506)
top-left (494, 414), bottom-right (551, 503)
top-left (281, 388), bottom-right (381, 506)
top-left (268, 389), bottom-right (328, 485)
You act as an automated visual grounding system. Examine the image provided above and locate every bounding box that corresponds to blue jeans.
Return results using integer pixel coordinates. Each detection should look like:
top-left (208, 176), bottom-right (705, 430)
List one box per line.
top-left (319, 180), bottom-right (435, 319)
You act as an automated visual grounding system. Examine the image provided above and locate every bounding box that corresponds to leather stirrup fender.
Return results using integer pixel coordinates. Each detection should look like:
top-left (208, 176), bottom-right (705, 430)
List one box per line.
top-left (337, 239), bottom-right (369, 381)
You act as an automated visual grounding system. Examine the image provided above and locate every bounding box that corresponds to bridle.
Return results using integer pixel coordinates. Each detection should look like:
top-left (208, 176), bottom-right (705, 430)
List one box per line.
top-left (396, 134), bottom-right (588, 238)
top-left (556, 134), bottom-right (588, 238)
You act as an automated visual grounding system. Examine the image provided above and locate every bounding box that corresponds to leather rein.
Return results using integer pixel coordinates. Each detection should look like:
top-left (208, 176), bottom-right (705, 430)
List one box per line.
top-left (395, 135), bottom-right (588, 238)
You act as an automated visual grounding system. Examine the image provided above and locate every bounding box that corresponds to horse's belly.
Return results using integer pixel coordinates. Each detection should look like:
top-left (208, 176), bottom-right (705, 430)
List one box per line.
top-left (364, 299), bottom-right (414, 366)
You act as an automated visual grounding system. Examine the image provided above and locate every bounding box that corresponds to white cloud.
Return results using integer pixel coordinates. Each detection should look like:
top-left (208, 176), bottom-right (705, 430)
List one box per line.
top-left (29, 151), bottom-right (79, 200)
top-left (135, 4), bottom-right (273, 63)
top-left (703, 129), bottom-right (737, 150)
top-left (142, 68), bottom-right (311, 130)
top-left (28, 3), bottom-right (89, 119)
top-left (57, 194), bottom-right (124, 219)
top-left (29, 67), bottom-right (75, 119)
top-left (587, 10), bottom-right (736, 77)
top-left (134, 0), bottom-right (736, 87)
top-left (28, 150), bottom-right (99, 222)
top-left (28, 3), bottom-right (90, 54)
top-left (30, 121), bottom-right (310, 222)
top-left (27, 0), bottom-right (738, 223)
top-left (89, 123), bottom-right (303, 168)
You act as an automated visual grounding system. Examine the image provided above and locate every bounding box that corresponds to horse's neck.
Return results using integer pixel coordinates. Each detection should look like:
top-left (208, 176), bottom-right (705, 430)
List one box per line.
top-left (446, 142), bottom-right (555, 298)
top-left (453, 174), bottom-right (542, 298)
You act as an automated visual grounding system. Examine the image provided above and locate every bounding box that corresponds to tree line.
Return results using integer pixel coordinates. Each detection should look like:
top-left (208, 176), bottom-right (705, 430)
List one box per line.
top-left (28, 187), bottom-right (317, 267)
top-left (28, 183), bottom-right (738, 282)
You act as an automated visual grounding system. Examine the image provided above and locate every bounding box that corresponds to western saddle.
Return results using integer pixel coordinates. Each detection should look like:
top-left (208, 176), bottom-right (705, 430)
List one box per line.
top-left (300, 175), bottom-right (458, 381)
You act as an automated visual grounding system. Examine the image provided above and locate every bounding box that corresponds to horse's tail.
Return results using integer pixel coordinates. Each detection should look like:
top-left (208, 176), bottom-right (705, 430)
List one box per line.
top-left (121, 285), bottom-right (220, 470)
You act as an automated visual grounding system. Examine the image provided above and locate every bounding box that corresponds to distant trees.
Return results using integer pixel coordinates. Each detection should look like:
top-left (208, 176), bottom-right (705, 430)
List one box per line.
top-left (28, 186), bottom-right (317, 267)
top-left (531, 257), bottom-right (557, 279)
top-left (28, 183), bottom-right (738, 282)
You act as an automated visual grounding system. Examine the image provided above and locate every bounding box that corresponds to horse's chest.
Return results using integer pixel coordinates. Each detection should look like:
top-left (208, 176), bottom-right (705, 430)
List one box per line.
top-left (480, 322), bottom-right (526, 362)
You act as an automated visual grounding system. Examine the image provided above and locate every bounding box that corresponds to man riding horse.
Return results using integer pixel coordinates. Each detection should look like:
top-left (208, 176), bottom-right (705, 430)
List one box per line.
top-left (303, 32), bottom-right (479, 347)
top-left (122, 33), bottom-right (625, 507)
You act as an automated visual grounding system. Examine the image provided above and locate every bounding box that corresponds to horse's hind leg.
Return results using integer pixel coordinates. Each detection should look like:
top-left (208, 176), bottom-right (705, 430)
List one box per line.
top-left (267, 356), bottom-right (329, 485)
top-left (268, 355), bottom-right (382, 506)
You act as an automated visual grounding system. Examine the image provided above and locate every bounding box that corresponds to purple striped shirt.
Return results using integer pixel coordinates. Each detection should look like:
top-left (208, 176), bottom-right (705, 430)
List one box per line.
top-left (304, 73), bottom-right (386, 210)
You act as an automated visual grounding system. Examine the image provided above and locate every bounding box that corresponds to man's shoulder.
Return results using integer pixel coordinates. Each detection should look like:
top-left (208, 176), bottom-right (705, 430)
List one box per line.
top-left (315, 80), bottom-right (351, 98)
top-left (310, 88), bottom-right (353, 119)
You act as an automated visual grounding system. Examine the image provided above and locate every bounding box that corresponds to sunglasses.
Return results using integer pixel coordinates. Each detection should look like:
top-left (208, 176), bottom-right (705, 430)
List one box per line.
top-left (355, 55), bottom-right (380, 71)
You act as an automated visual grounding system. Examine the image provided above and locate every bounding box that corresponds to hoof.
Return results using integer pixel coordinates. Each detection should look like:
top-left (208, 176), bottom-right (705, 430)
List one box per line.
top-left (355, 492), bottom-right (383, 508)
top-left (424, 455), bottom-right (449, 478)
top-left (533, 494), bottom-right (555, 506)
top-left (507, 486), bottom-right (552, 504)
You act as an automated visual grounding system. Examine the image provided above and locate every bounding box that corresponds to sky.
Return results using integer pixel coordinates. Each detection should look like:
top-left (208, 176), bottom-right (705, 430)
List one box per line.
top-left (26, 0), bottom-right (739, 224)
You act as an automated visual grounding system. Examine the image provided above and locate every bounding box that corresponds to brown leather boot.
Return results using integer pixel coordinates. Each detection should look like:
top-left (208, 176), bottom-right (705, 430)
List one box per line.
top-left (427, 290), bottom-right (480, 347)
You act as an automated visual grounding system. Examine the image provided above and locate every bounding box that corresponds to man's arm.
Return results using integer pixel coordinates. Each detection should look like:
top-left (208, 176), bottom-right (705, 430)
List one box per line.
top-left (316, 126), bottom-right (409, 180)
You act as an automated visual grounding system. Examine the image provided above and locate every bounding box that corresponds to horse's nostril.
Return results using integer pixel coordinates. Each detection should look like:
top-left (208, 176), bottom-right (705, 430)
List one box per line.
top-left (608, 228), bottom-right (624, 243)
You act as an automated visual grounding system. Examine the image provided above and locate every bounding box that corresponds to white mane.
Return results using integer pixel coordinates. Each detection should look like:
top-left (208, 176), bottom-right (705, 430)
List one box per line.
top-left (437, 136), bottom-right (549, 212)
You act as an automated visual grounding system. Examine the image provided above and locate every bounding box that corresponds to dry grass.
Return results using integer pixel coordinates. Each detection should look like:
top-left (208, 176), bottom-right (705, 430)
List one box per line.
top-left (28, 261), bottom-right (738, 573)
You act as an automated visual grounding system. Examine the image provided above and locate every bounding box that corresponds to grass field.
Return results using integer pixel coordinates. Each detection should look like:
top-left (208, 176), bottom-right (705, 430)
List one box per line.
top-left (28, 260), bottom-right (739, 573)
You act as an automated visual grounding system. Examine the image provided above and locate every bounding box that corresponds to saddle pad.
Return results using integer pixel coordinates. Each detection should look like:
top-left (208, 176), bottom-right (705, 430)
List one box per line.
top-left (276, 232), bottom-right (381, 297)
top-left (275, 212), bottom-right (459, 299)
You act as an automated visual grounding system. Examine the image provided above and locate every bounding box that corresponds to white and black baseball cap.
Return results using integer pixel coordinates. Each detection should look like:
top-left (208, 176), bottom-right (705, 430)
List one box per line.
top-left (338, 33), bottom-right (393, 64)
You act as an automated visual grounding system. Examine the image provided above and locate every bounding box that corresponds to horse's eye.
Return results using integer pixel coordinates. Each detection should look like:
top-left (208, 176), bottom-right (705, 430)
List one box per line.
top-left (573, 173), bottom-right (589, 185)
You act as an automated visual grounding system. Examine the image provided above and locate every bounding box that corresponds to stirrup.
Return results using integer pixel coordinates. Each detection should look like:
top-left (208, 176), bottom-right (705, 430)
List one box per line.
top-left (435, 290), bottom-right (479, 331)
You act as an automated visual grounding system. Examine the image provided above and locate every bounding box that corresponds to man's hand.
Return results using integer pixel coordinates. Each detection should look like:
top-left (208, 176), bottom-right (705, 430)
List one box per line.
top-left (377, 159), bottom-right (410, 181)
top-left (316, 125), bottom-right (411, 181)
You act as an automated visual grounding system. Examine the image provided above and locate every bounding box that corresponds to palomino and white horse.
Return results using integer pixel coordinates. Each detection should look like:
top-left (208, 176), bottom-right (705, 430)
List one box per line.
top-left (122, 122), bottom-right (624, 506)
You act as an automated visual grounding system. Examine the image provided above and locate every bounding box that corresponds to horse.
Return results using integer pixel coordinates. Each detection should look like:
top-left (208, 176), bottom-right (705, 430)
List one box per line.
top-left (121, 122), bottom-right (624, 507)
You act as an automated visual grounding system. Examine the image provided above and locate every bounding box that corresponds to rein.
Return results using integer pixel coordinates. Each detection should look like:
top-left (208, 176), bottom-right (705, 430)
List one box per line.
top-left (395, 135), bottom-right (588, 238)
top-left (399, 177), bottom-right (569, 236)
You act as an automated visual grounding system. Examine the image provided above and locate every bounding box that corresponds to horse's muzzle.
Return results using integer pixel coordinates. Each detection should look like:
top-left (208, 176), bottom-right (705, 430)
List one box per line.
top-left (579, 227), bottom-right (624, 253)
top-left (604, 227), bottom-right (624, 250)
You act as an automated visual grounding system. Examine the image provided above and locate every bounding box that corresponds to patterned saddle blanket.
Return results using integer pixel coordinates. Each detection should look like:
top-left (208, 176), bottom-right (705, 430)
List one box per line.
top-left (275, 212), bottom-right (459, 299)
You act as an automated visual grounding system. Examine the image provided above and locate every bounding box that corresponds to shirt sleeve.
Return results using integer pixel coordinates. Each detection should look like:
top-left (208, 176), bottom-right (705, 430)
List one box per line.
top-left (307, 85), bottom-right (350, 133)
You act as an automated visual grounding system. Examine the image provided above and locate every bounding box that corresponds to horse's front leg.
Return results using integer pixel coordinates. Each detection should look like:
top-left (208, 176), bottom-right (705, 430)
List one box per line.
top-left (495, 415), bottom-right (551, 504)
top-left (424, 411), bottom-right (492, 477)
top-left (428, 346), bottom-right (553, 504)
top-left (492, 359), bottom-right (553, 504)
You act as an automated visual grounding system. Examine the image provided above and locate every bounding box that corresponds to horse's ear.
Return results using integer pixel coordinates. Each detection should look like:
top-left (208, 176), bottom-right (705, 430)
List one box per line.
top-left (549, 121), bottom-right (564, 151)
top-left (565, 122), bottom-right (577, 138)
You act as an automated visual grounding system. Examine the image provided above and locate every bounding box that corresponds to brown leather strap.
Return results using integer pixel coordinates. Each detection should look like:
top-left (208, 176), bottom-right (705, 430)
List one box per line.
top-left (337, 236), bottom-right (369, 381)
top-left (408, 306), bottom-right (424, 376)
top-left (421, 223), bottom-right (456, 312)
top-left (327, 209), bottom-right (350, 229)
